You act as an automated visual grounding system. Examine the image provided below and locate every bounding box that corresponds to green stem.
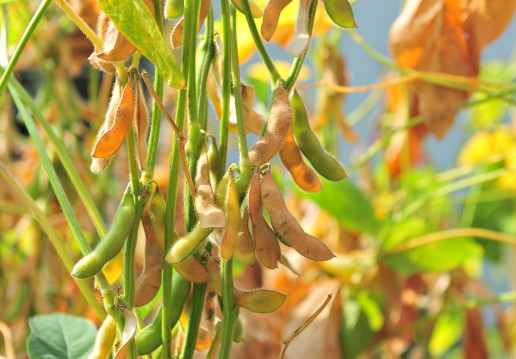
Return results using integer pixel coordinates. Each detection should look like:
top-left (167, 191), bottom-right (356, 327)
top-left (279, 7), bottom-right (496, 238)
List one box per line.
top-left (184, 0), bottom-right (202, 233)
top-left (7, 72), bottom-right (117, 319)
top-left (6, 73), bottom-right (107, 236)
top-left (230, 5), bottom-right (250, 165)
top-left (145, 74), bottom-right (164, 179)
top-left (284, 0), bottom-right (318, 91)
top-left (180, 282), bottom-right (207, 359)
top-left (0, 0), bottom-right (52, 95)
top-left (144, 0), bottom-right (165, 179)
top-left (240, 0), bottom-right (281, 83)
top-left (0, 162), bottom-right (105, 320)
top-left (217, 0), bottom-right (232, 179)
top-left (219, 258), bottom-right (237, 359)
top-left (196, 7), bottom-right (215, 131)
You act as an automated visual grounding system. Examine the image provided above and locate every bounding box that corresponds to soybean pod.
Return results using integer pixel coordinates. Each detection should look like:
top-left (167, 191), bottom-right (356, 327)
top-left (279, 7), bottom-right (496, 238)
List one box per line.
top-left (135, 271), bottom-right (191, 355)
top-left (290, 91), bottom-right (347, 181)
top-left (72, 193), bottom-right (136, 279)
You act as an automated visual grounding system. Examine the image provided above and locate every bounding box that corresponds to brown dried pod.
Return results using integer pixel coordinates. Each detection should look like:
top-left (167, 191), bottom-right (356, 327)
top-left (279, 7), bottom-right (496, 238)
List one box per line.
top-left (248, 83), bottom-right (292, 165)
top-left (248, 170), bottom-right (280, 269)
top-left (91, 77), bottom-right (135, 159)
top-left (261, 171), bottom-right (335, 261)
top-left (261, 0), bottom-right (293, 41)
top-left (194, 143), bottom-right (226, 229)
top-left (170, 0), bottom-right (210, 48)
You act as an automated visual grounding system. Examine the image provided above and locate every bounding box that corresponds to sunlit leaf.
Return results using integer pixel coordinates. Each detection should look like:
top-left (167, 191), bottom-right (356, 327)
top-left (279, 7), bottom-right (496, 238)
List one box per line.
top-left (296, 178), bottom-right (382, 234)
top-left (429, 311), bottom-right (463, 357)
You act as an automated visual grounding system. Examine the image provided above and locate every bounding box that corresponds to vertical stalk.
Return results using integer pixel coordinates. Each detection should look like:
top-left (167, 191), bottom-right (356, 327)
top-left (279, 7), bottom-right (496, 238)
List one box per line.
top-left (184, 0), bottom-right (202, 233)
top-left (196, 7), bottom-right (215, 131)
top-left (217, 0), bottom-right (232, 179)
top-left (180, 282), bottom-right (207, 359)
top-left (219, 258), bottom-right (237, 359)
top-left (145, 0), bottom-right (165, 179)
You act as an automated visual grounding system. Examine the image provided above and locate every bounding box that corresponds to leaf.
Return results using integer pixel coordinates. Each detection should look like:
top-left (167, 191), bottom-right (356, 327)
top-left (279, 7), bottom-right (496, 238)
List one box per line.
top-left (323, 0), bottom-right (358, 28)
top-left (26, 313), bottom-right (97, 359)
top-left (296, 178), bottom-right (382, 235)
top-left (97, 0), bottom-right (184, 88)
top-left (381, 218), bottom-right (484, 274)
top-left (463, 0), bottom-right (516, 51)
top-left (429, 311), bottom-right (463, 357)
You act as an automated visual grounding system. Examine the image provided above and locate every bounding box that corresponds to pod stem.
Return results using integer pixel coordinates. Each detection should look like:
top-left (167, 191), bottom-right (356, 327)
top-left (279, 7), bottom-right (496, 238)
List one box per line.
top-left (239, 0), bottom-right (281, 84)
top-left (180, 282), bottom-right (207, 359)
top-left (219, 258), bottom-right (237, 359)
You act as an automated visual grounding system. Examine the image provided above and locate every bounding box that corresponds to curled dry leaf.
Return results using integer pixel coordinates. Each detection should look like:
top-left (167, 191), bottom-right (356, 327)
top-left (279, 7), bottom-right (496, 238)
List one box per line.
top-left (249, 83), bottom-right (292, 165)
top-left (194, 143), bottom-right (226, 229)
top-left (88, 53), bottom-right (117, 74)
top-left (389, 0), bottom-right (515, 138)
top-left (235, 208), bottom-right (256, 265)
top-left (220, 171), bottom-right (241, 259)
top-left (261, 171), bottom-right (335, 261)
top-left (261, 0), bottom-right (293, 41)
top-left (248, 170), bottom-right (281, 269)
top-left (287, 0), bottom-right (313, 57)
top-left (279, 125), bottom-right (322, 193)
top-left (279, 252), bottom-right (300, 275)
top-left (91, 77), bottom-right (135, 159)
top-left (113, 307), bottom-right (137, 359)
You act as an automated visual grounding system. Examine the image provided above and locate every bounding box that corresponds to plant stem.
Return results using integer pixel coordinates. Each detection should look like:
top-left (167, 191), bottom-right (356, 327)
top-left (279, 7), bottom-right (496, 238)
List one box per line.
top-left (184, 0), bottom-right (202, 233)
top-left (230, 5), bottom-right (249, 165)
top-left (7, 73), bottom-right (117, 319)
top-left (180, 282), bottom-right (207, 359)
top-left (0, 0), bottom-right (52, 95)
top-left (219, 258), bottom-right (237, 359)
top-left (6, 73), bottom-right (107, 236)
top-left (217, 0), bottom-right (232, 179)
top-left (197, 7), bottom-right (214, 129)
top-left (240, 0), bottom-right (281, 83)
top-left (143, 0), bottom-right (164, 179)
top-left (0, 162), bottom-right (106, 320)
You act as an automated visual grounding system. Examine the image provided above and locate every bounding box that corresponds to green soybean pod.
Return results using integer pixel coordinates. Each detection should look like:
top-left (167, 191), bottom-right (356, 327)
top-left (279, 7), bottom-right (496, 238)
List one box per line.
top-left (135, 271), bottom-right (191, 355)
top-left (165, 0), bottom-right (184, 18)
top-left (71, 194), bottom-right (136, 279)
top-left (290, 91), bottom-right (347, 181)
top-left (323, 0), bottom-right (358, 28)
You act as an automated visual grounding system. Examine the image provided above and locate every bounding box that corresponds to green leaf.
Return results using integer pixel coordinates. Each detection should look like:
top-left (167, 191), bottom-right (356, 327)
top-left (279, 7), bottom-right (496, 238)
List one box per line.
top-left (26, 313), bottom-right (97, 359)
top-left (429, 311), bottom-right (463, 357)
top-left (381, 218), bottom-right (484, 275)
top-left (323, 0), bottom-right (358, 28)
top-left (97, 0), bottom-right (184, 88)
top-left (296, 178), bottom-right (382, 235)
